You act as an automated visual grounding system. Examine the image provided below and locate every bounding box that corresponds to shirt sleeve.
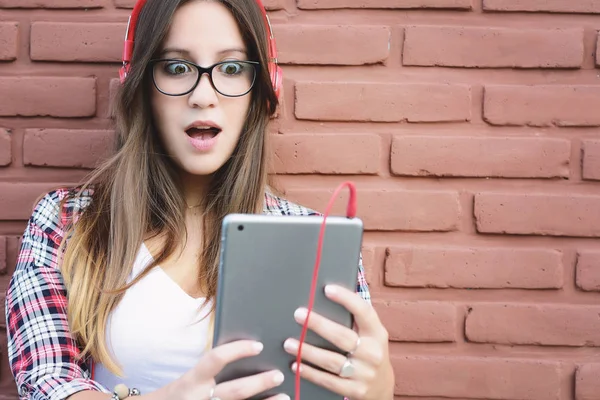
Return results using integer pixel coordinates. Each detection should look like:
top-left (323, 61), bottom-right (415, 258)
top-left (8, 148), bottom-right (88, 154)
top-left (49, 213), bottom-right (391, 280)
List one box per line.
top-left (355, 255), bottom-right (371, 304)
top-left (5, 191), bottom-right (109, 400)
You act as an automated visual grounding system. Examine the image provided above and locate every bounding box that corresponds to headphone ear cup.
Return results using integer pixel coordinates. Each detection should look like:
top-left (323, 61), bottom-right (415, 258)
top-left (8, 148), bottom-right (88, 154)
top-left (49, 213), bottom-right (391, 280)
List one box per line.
top-left (269, 63), bottom-right (283, 99)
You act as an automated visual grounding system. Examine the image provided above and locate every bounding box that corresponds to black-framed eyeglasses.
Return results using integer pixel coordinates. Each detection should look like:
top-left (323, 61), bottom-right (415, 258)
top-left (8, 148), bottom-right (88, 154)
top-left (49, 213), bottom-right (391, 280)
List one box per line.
top-left (149, 58), bottom-right (260, 97)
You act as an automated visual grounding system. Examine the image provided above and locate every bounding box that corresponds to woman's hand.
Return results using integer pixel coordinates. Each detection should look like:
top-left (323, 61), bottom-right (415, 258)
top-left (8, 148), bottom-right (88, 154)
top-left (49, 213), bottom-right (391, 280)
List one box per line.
top-left (283, 285), bottom-right (395, 400)
top-left (163, 340), bottom-right (289, 400)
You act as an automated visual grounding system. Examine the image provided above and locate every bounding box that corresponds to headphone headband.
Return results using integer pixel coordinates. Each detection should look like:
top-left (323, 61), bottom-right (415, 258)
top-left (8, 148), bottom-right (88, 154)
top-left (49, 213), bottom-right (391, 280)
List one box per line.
top-left (119, 0), bottom-right (147, 82)
top-left (119, 0), bottom-right (282, 98)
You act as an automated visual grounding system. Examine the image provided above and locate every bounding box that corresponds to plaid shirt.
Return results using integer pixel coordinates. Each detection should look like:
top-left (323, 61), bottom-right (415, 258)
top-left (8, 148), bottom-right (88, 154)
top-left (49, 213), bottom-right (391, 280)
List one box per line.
top-left (5, 188), bottom-right (371, 400)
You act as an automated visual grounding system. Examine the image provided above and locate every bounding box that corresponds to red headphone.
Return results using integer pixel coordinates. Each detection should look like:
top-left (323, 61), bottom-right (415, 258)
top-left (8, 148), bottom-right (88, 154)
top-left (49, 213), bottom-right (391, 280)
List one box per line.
top-left (119, 0), bottom-right (283, 99)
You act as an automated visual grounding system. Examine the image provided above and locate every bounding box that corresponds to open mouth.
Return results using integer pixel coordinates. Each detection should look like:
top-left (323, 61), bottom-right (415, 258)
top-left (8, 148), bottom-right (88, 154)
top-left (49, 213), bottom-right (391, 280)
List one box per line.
top-left (185, 126), bottom-right (222, 140)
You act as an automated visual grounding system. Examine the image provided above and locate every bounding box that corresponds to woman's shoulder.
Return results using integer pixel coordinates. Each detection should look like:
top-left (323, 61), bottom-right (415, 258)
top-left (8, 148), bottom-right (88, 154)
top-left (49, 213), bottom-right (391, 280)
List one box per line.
top-left (29, 185), bottom-right (94, 228)
top-left (263, 190), bottom-right (320, 217)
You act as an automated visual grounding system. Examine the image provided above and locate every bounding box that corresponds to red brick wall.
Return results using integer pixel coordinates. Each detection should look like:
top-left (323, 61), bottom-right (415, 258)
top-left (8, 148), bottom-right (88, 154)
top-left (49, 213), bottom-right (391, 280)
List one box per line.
top-left (1, 0), bottom-right (600, 399)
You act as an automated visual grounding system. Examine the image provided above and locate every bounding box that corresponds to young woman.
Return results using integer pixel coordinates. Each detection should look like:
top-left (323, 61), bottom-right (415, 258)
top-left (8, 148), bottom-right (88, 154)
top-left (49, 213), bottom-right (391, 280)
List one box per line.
top-left (5, 0), bottom-right (395, 399)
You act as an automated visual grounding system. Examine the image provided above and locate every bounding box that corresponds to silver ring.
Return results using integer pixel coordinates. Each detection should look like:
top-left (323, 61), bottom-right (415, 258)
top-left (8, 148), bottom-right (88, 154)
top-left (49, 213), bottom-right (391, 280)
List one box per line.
top-left (348, 336), bottom-right (361, 356)
top-left (209, 387), bottom-right (221, 400)
top-left (339, 358), bottom-right (355, 378)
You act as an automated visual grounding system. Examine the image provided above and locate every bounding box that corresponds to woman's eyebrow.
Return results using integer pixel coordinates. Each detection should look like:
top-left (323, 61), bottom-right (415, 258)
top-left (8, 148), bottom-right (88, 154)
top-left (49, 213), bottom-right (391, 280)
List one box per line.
top-left (159, 47), bottom-right (247, 57)
top-left (160, 47), bottom-right (192, 57)
top-left (216, 47), bottom-right (247, 56)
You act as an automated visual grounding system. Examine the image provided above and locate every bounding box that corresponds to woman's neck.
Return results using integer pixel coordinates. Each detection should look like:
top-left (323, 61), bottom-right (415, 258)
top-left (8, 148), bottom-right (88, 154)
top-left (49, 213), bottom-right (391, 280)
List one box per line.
top-left (180, 171), bottom-right (211, 209)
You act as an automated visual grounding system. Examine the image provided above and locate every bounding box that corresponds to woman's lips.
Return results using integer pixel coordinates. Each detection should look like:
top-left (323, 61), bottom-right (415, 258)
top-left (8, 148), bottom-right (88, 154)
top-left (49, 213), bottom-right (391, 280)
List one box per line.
top-left (186, 128), bottom-right (219, 151)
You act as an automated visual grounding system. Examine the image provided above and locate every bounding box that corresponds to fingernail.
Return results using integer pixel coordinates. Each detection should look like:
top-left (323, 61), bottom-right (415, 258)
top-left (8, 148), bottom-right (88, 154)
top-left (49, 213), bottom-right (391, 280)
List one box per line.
top-left (325, 285), bottom-right (337, 296)
top-left (278, 395), bottom-right (291, 400)
top-left (284, 339), bottom-right (298, 352)
top-left (291, 362), bottom-right (302, 373)
top-left (294, 308), bottom-right (307, 321)
top-left (273, 371), bottom-right (285, 384)
top-left (253, 342), bottom-right (264, 352)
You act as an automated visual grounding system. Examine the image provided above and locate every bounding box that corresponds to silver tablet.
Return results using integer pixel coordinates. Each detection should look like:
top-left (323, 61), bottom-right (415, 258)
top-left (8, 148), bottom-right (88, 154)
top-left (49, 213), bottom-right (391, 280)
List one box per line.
top-left (213, 213), bottom-right (364, 400)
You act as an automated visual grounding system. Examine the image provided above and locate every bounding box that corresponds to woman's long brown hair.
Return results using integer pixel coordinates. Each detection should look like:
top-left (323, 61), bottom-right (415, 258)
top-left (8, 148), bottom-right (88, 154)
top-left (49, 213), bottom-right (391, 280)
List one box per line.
top-left (59, 0), bottom-right (278, 375)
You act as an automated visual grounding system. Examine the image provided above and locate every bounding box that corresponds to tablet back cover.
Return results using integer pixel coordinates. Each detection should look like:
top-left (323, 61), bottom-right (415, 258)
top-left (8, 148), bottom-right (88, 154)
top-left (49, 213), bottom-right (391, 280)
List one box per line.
top-left (213, 214), bottom-right (363, 400)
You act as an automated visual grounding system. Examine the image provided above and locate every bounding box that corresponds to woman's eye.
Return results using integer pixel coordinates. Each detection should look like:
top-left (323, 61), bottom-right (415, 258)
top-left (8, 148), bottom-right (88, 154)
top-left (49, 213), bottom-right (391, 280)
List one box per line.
top-left (164, 62), bottom-right (192, 75)
top-left (219, 62), bottom-right (243, 75)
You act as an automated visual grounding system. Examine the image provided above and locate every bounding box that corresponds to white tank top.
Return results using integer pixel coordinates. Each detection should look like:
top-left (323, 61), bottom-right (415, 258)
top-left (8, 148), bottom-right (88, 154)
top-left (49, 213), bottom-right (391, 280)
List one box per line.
top-left (93, 243), bottom-right (212, 394)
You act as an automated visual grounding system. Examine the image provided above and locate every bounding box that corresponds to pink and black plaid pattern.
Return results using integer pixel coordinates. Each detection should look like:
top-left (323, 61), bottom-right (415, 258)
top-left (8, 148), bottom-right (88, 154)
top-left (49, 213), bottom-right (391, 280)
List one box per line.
top-left (6, 188), bottom-right (371, 399)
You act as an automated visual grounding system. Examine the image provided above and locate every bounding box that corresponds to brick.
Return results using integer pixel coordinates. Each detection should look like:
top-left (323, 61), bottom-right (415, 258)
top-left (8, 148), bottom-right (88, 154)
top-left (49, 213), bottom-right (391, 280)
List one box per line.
top-left (484, 0), bottom-right (600, 13)
top-left (6, 236), bottom-right (22, 277)
top-left (0, 293), bottom-right (5, 330)
top-left (116, 0), bottom-right (285, 9)
top-left (263, 0), bottom-right (285, 9)
top-left (484, 85), bottom-right (600, 127)
top-left (0, 77), bottom-right (96, 117)
top-left (0, 22), bottom-right (18, 61)
top-left (475, 193), bottom-right (600, 237)
top-left (298, 0), bottom-right (471, 10)
top-left (393, 356), bottom-right (560, 400)
top-left (286, 189), bottom-right (461, 231)
top-left (0, 0), bottom-right (103, 7)
top-left (466, 304), bottom-right (600, 346)
top-left (275, 25), bottom-right (389, 65)
top-left (24, 129), bottom-right (114, 169)
top-left (582, 140), bottom-right (600, 181)
top-left (0, 183), bottom-right (65, 221)
top-left (114, 0), bottom-right (135, 7)
top-left (576, 252), bottom-right (600, 292)
top-left (272, 133), bottom-right (380, 174)
top-left (385, 247), bottom-right (563, 289)
top-left (0, 238), bottom-right (5, 276)
top-left (404, 26), bottom-right (583, 68)
top-left (31, 22), bottom-right (124, 63)
top-left (597, 33), bottom-right (600, 67)
top-left (374, 301), bottom-right (456, 342)
top-left (0, 347), bottom-right (18, 397)
top-left (576, 364), bottom-right (600, 400)
top-left (391, 136), bottom-right (570, 178)
top-left (296, 82), bottom-right (471, 122)
top-left (0, 129), bottom-right (11, 166)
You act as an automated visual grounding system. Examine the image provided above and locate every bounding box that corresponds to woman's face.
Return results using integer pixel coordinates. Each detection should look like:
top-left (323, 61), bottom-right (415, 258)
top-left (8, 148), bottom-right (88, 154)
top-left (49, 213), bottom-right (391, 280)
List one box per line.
top-left (150, 0), bottom-right (252, 177)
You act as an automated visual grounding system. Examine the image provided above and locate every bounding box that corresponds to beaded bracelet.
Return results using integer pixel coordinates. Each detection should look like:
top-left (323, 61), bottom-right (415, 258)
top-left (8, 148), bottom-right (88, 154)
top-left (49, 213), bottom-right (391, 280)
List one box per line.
top-left (111, 384), bottom-right (141, 399)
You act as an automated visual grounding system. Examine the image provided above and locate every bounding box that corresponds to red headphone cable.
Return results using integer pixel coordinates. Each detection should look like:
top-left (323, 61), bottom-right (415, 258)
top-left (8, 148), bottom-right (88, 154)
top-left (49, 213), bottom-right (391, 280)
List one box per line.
top-left (294, 181), bottom-right (357, 400)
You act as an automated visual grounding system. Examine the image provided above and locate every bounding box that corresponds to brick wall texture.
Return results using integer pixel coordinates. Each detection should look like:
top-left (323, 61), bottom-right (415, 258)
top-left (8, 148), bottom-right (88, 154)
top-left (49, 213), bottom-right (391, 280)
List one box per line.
top-left (1, 0), bottom-right (600, 399)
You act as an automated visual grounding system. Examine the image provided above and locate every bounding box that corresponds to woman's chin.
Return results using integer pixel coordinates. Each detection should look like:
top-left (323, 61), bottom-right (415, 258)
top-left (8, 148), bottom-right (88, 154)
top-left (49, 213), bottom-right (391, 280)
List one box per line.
top-left (178, 157), bottom-right (226, 178)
